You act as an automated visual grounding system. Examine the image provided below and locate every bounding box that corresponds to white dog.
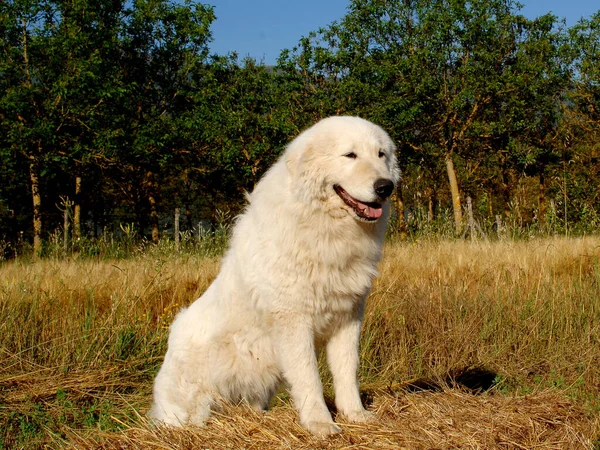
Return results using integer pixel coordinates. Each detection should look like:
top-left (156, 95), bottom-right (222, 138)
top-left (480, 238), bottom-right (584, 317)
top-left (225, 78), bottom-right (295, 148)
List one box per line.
top-left (150, 116), bottom-right (400, 436)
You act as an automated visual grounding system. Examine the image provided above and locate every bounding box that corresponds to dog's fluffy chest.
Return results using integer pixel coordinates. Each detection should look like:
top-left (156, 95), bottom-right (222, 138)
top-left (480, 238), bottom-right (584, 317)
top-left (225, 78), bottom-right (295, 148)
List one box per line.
top-left (231, 189), bottom-right (386, 316)
top-left (261, 229), bottom-right (380, 315)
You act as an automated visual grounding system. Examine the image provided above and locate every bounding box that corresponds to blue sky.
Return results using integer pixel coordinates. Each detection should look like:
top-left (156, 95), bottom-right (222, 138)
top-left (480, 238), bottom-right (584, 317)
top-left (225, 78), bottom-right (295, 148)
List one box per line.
top-left (207, 0), bottom-right (600, 66)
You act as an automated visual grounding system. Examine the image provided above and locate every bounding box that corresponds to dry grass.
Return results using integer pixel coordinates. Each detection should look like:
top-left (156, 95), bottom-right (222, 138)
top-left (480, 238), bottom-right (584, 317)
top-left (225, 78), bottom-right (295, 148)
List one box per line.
top-left (362, 237), bottom-right (600, 389)
top-left (62, 391), bottom-right (595, 449)
top-left (1, 237), bottom-right (600, 448)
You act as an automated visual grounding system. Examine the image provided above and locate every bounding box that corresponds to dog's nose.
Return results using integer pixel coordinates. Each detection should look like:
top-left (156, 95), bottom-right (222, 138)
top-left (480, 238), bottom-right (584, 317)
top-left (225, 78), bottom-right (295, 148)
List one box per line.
top-left (374, 178), bottom-right (394, 199)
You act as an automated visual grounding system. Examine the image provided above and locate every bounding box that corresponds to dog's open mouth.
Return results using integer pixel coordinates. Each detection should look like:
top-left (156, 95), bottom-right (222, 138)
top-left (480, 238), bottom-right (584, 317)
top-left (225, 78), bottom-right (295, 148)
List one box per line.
top-left (334, 185), bottom-right (383, 221)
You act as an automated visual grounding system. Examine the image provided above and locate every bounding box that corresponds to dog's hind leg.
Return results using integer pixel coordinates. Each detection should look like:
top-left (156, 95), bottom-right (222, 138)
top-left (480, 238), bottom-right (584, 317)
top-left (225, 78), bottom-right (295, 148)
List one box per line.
top-left (149, 367), bottom-right (190, 426)
top-left (188, 390), bottom-right (215, 426)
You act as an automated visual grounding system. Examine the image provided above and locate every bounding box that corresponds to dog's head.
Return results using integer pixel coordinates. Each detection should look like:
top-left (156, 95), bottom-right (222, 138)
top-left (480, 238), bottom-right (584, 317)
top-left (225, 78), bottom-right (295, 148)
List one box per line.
top-left (286, 116), bottom-right (400, 223)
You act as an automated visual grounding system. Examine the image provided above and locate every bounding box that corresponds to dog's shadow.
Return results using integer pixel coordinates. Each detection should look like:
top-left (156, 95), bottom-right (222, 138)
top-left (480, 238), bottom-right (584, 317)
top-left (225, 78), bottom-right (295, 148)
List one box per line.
top-left (278, 366), bottom-right (498, 416)
top-left (403, 365), bottom-right (499, 394)
top-left (341, 365), bottom-right (499, 413)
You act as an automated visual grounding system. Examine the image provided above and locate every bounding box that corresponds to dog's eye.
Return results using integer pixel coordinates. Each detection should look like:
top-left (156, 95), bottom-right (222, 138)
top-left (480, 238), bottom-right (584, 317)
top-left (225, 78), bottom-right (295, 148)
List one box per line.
top-left (344, 152), bottom-right (357, 159)
top-left (378, 150), bottom-right (386, 158)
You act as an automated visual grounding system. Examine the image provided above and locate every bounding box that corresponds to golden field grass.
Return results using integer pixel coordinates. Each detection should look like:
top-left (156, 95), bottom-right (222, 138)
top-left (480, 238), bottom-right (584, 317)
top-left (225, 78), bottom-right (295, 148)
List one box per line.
top-left (1, 237), bottom-right (600, 449)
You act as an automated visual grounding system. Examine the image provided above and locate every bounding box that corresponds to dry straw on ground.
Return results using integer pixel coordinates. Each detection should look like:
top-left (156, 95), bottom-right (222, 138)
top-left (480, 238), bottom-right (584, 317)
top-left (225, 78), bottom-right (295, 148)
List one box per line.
top-left (65, 390), bottom-right (595, 449)
top-left (2, 237), bottom-right (600, 448)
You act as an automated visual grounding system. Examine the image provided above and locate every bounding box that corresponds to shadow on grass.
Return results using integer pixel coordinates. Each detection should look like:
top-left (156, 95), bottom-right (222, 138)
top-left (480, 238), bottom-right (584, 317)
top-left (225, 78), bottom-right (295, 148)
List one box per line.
top-left (404, 366), bottom-right (498, 394)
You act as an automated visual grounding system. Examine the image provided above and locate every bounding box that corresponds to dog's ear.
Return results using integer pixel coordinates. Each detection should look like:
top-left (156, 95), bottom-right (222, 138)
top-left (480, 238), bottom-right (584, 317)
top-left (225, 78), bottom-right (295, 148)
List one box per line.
top-left (285, 149), bottom-right (300, 178)
top-left (286, 143), bottom-right (314, 179)
top-left (388, 143), bottom-right (401, 184)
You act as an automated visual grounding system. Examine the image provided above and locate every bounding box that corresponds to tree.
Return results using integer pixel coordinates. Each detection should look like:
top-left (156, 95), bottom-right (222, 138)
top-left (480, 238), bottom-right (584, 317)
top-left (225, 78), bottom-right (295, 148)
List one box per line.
top-left (101, 0), bottom-right (215, 243)
top-left (0, 0), bottom-right (126, 256)
top-left (505, 15), bottom-right (571, 227)
top-left (195, 57), bottom-right (299, 196)
top-left (278, 0), bottom-right (576, 233)
top-left (569, 12), bottom-right (600, 145)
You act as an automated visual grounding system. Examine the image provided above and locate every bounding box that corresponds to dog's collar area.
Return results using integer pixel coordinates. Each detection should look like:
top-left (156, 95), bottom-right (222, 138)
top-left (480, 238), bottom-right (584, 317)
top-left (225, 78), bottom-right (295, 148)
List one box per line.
top-left (333, 185), bottom-right (383, 221)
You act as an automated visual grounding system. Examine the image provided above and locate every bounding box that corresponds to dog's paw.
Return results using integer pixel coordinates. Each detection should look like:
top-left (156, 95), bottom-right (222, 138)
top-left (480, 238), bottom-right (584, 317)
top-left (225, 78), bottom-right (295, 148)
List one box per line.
top-left (304, 420), bottom-right (342, 437)
top-left (341, 408), bottom-right (377, 424)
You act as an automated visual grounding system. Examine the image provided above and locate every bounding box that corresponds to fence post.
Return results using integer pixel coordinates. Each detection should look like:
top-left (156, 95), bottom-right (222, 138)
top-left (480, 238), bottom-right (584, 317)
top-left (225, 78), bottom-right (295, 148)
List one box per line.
top-left (462, 196), bottom-right (487, 241)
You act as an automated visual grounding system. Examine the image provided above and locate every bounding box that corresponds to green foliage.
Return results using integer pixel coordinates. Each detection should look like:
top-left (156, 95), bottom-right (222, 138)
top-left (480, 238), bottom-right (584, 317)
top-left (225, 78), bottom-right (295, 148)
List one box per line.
top-left (279, 0), bottom-right (577, 233)
top-left (0, 388), bottom-right (138, 449)
top-left (1, 0), bottom-right (600, 252)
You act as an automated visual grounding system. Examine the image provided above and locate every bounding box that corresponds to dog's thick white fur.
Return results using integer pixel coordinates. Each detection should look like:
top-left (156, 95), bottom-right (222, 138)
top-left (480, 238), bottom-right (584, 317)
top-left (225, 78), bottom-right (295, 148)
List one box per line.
top-left (150, 116), bottom-right (400, 436)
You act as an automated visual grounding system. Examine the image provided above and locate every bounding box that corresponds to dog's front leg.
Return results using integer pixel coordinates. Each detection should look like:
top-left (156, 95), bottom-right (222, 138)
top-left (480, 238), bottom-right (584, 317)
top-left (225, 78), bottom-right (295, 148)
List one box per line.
top-left (326, 314), bottom-right (376, 424)
top-left (272, 319), bottom-right (341, 436)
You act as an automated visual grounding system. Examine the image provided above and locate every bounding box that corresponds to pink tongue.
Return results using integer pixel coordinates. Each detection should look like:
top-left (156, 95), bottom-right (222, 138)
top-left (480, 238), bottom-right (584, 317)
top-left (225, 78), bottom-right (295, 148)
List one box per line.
top-left (357, 201), bottom-right (383, 219)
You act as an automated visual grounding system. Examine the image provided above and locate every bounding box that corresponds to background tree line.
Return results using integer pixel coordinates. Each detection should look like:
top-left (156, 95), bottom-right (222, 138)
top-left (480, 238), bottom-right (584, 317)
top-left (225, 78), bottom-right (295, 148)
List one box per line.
top-left (1, 0), bottom-right (599, 257)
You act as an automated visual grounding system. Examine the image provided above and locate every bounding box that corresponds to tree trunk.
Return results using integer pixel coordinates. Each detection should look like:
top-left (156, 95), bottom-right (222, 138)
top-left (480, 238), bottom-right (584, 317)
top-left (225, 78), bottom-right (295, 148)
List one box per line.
top-left (174, 208), bottom-right (180, 251)
top-left (499, 153), bottom-right (512, 218)
top-left (427, 189), bottom-right (435, 222)
top-left (146, 171), bottom-right (159, 244)
top-left (63, 199), bottom-right (71, 254)
top-left (538, 169), bottom-right (546, 231)
top-left (445, 153), bottom-right (463, 234)
top-left (393, 186), bottom-right (408, 241)
top-left (29, 160), bottom-right (42, 259)
top-left (149, 193), bottom-right (159, 244)
top-left (74, 175), bottom-right (82, 241)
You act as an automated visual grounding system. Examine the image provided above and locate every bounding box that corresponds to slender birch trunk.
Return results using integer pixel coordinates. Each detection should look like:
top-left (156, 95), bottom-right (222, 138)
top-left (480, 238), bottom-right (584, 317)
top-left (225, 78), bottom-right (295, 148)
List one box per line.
top-left (30, 160), bottom-right (42, 259)
top-left (445, 153), bottom-right (463, 234)
top-left (74, 176), bottom-right (82, 241)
